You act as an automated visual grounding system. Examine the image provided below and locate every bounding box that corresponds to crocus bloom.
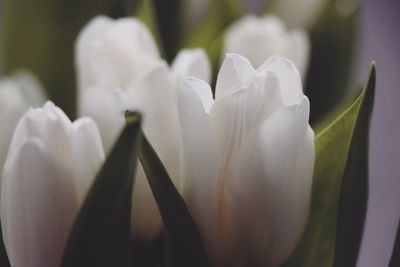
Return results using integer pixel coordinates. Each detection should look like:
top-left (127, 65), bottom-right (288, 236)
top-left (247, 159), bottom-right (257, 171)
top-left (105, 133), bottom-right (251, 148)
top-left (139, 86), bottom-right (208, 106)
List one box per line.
top-left (1, 101), bottom-right (104, 267)
top-left (0, 71), bottom-right (45, 171)
top-left (178, 54), bottom-right (315, 266)
top-left (224, 15), bottom-right (310, 78)
top-left (76, 15), bottom-right (211, 240)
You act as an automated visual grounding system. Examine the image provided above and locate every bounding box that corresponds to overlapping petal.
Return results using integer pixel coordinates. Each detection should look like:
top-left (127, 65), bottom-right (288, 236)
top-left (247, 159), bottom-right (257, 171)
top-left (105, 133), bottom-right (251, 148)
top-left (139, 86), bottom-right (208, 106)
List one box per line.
top-left (224, 15), bottom-right (310, 77)
top-left (1, 139), bottom-right (77, 267)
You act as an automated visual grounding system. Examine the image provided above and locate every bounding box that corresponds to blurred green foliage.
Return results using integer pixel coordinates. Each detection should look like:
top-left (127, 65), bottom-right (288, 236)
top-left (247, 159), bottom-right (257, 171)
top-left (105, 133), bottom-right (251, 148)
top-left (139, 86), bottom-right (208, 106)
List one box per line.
top-left (1, 0), bottom-right (137, 118)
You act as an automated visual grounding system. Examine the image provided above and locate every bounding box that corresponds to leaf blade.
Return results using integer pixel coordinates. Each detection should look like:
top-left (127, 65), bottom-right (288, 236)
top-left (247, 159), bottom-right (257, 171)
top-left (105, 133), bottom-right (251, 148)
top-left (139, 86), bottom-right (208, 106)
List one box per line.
top-left (137, 129), bottom-right (211, 267)
top-left (61, 113), bottom-right (142, 267)
top-left (283, 63), bottom-right (376, 267)
top-left (333, 63), bottom-right (375, 267)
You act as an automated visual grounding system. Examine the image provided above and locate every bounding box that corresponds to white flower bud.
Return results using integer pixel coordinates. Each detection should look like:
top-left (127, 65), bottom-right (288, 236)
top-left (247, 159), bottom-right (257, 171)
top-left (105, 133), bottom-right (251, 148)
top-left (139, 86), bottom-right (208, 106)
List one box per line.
top-left (178, 54), bottom-right (315, 266)
top-left (224, 15), bottom-right (310, 78)
top-left (0, 71), bottom-right (45, 171)
top-left (1, 102), bottom-right (105, 267)
top-left (76, 16), bottom-right (211, 240)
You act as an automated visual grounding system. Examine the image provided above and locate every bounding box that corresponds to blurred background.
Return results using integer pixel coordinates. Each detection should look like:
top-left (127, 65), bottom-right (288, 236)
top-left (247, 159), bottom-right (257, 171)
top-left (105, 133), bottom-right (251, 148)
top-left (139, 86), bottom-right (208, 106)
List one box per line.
top-left (0, 0), bottom-right (399, 266)
top-left (355, 0), bottom-right (400, 266)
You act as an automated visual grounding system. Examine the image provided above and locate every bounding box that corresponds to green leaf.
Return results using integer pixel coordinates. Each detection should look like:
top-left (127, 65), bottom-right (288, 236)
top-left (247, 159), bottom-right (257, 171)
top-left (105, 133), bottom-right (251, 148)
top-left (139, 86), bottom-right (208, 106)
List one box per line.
top-left (305, 0), bottom-right (361, 123)
top-left (283, 63), bottom-right (376, 267)
top-left (137, 127), bottom-right (211, 267)
top-left (151, 0), bottom-right (183, 62)
top-left (1, 0), bottom-right (137, 118)
top-left (61, 113), bottom-right (142, 267)
top-left (389, 221), bottom-right (400, 267)
top-left (332, 63), bottom-right (375, 267)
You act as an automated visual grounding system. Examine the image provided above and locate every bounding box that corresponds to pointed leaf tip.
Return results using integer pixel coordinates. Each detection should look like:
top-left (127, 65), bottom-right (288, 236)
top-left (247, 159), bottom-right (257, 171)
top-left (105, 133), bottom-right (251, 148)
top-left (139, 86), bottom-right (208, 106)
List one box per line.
top-left (284, 63), bottom-right (376, 267)
top-left (125, 110), bottom-right (142, 125)
top-left (62, 115), bottom-right (142, 267)
top-left (332, 62), bottom-right (375, 267)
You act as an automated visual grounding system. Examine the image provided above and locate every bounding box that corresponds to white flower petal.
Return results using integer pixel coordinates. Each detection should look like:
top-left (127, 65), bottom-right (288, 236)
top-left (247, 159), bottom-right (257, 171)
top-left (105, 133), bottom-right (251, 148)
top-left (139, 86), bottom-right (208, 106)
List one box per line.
top-left (76, 16), bottom-right (114, 91)
top-left (11, 71), bottom-right (46, 107)
top-left (76, 16), bottom-right (160, 92)
top-left (255, 96), bottom-right (313, 266)
top-left (178, 77), bottom-right (220, 257)
top-left (171, 48), bottom-right (211, 83)
top-left (127, 63), bottom-right (181, 184)
top-left (215, 53), bottom-right (256, 100)
top-left (224, 15), bottom-right (287, 68)
top-left (180, 77), bottom-right (214, 113)
top-left (258, 55), bottom-right (303, 105)
top-left (127, 64), bottom-right (182, 239)
top-left (1, 139), bottom-right (78, 267)
top-left (79, 87), bottom-right (133, 153)
top-left (285, 29), bottom-right (310, 78)
top-left (211, 71), bottom-right (283, 157)
top-left (72, 117), bottom-right (105, 205)
top-left (222, 96), bottom-right (313, 266)
top-left (211, 88), bottom-right (254, 158)
top-left (130, 165), bottom-right (163, 240)
top-left (8, 101), bottom-right (73, 167)
top-left (0, 73), bottom-right (45, 170)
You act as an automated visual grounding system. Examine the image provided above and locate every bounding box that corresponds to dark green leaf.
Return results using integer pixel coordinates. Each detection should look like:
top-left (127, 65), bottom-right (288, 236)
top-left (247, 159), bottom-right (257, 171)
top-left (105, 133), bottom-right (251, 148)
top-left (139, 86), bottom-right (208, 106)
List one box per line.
top-left (1, 0), bottom-right (138, 118)
top-left (389, 221), bottom-right (400, 267)
top-left (62, 113), bottom-right (142, 267)
top-left (151, 0), bottom-right (183, 62)
top-left (131, 233), bottom-right (165, 267)
top-left (332, 63), bottom-right (375, 267)
top-left (283, 63), bottom-right (376, 267)
top-left (137, 128), bottom-right (211, 267)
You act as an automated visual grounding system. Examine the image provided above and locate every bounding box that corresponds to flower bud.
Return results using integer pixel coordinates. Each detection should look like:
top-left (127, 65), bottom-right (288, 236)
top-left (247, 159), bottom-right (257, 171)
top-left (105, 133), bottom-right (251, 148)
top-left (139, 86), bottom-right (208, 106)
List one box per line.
top-left (224, 15), bottom-right (310, 78)
top-left (178, 54), bottom-right (315, 266)
top-left (1, 101), bottom-right (104, 267)
top-left (0, 71), bottom-right (45, 171)
top-left (76, 16), bottom-right (211, 240)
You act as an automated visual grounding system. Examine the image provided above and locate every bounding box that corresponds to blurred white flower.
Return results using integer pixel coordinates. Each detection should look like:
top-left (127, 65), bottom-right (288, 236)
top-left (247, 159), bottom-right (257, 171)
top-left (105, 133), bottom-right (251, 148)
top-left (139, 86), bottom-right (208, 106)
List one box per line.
top-left (178, 54), bottom-right (315, 266)
top-left (76, 15), bottom-right (160, 95)
top-left (224, 15), bottom-right (310, 78)
top-left (0, 71), bottom-right (45, 171)
top-left (273, 0), bottom-right (329, 28)
top-left (1, 101), bottom-right (104, 267)
top-left (76, 16), bottom-right (211, 240)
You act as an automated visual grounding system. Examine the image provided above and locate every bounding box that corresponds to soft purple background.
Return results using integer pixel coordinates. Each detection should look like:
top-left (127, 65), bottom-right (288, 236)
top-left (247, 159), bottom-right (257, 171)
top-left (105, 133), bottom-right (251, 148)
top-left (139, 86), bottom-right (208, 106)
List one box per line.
top-left (0, 0), bottom-right (398, 266)
top-left (356, 0), bottom-right (400, 266)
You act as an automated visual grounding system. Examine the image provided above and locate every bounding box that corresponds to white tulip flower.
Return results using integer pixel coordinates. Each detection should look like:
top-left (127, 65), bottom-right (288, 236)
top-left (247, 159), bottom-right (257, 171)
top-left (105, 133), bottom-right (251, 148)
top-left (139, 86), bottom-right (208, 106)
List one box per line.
top-left (224, 15), bottom-right (310, 78)
top-left (0, 71), bottom-right (45, 171)
top-left (76, 16), bottom-right (211, 240)
top-left (1, 101), bottom-right (105, 267)
top-left (76, 15), bottom-right (160, 95)
top-left (178, 54), bottom-right (315, 266)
